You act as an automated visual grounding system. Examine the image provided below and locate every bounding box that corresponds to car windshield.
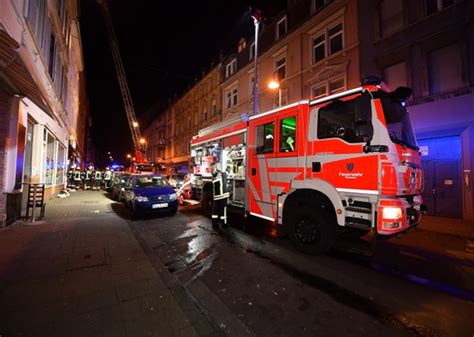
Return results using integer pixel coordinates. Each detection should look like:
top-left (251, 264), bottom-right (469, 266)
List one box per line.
top-left (135, 176), bottom-right (169, 188)
top-left (379, 95), bottom-right (418, 150)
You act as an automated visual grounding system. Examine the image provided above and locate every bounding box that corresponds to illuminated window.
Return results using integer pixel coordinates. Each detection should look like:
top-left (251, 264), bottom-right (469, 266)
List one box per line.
top-left (279, 116), bottom-right (296, 152)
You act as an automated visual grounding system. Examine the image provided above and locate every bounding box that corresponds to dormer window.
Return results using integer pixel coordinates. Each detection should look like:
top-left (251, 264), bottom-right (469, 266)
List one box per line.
top-left (276, 16), bottom-right (287, 40)
top-left (238, 38), bottom-right (247, 53)
top-left (225, 59), bottom-right (237, 78)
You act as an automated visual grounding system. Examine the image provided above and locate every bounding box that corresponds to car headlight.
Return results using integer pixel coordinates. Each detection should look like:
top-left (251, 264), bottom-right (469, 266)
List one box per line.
top-left (169, 193), bottom-right (178, 200)
top-left (382, 206), bottom-right (402, 220)
top-left (135, 196), bottom-right (149, 202)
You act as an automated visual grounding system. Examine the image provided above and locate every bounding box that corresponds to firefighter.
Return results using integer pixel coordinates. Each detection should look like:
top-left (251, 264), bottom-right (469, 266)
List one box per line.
top-left (103, 166), bottom-right (113, 190)
top-left (93, 168), bottom-right (103, 190)
top-left (81, 166), bottom-right (93, 190)
top-left (73, 166), bottom-right (82, 190)
top-left (67, 166), bottom-right (75, 189)
top-left (211, 161), bottom-right (229, 230)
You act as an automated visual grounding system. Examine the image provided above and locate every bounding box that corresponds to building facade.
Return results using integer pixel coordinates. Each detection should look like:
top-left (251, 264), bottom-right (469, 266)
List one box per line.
top-left (221, 0), bottom-right (360, 119)
top-left (358, 0), bottom-right (474, 220)
top-left (0, 0), bottom-right (88, 225)
top-left (145, 64), bottom-right (222, 175)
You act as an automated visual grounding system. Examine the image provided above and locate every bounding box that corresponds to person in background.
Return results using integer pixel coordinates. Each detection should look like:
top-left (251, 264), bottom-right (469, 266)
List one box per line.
top-left (103, 167), bottom-right (113, 190)
top-left (81, 166), bottom-right (93, 190)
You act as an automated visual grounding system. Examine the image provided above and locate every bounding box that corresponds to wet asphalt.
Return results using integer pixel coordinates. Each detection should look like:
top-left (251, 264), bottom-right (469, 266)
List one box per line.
top-left (110, 199), bottom-right (474, 337)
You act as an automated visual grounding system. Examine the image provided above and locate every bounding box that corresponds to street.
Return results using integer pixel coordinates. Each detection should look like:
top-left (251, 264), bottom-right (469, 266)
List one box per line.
top-left (122, 194), bottom-right (474, 336)
top-left (1, 190), bottom-right (473, 337)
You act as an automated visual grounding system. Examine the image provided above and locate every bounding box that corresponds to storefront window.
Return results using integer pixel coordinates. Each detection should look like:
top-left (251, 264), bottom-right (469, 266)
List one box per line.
top-left (56, 144), bottom-right (65, 185)
top-left (45, 132), bottom-right (55, 185)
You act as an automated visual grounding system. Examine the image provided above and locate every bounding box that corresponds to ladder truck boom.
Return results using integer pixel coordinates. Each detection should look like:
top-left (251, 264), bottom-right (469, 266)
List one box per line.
top-left (98, 0), bottom-right (145, 161)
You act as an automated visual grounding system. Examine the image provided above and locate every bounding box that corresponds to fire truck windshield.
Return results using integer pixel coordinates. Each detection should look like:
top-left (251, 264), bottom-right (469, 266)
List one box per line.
top-left (380, 95), bottom-right (418, 150)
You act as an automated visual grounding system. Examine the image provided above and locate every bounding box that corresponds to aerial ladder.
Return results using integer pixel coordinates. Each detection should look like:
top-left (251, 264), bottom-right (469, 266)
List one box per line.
top-left (97, 0), bottom-right (146, 163)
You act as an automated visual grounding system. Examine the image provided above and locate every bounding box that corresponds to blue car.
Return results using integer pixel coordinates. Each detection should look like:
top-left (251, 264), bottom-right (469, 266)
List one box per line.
top-left (123, 174), bottom-right (178, 218)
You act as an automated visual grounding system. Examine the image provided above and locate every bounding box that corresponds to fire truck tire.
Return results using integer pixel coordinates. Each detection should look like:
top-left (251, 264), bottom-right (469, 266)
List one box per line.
top-left (288, 208), bottom-right (336, 255)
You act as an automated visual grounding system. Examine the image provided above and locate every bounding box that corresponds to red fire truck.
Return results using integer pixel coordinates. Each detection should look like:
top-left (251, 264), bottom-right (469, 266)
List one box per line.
top-left (190, 78), bottom-right (425, 254)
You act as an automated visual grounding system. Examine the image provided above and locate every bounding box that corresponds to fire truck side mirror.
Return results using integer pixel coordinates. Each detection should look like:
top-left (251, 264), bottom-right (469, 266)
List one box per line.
top-left (393, 86), bottom-right (412, 101)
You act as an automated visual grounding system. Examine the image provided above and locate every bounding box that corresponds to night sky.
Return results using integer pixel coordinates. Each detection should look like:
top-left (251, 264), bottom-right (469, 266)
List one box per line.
top-left (79, 0), bottom-right (287, 165)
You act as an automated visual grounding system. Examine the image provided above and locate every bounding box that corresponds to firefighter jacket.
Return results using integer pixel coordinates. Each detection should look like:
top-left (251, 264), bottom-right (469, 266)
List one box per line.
top-left (73, 169), bottom-right (82, 181)
top-left (93, 170), bottom-right (103, 181)
top-left (212, 170), bottom-right (229, 201)
top-left (103, 169), bottom-right (112, 181)
top-left (81, 169), bottom-right (92, 181)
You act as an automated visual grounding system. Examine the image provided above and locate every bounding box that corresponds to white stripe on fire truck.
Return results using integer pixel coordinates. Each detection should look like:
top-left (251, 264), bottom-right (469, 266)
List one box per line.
top-left (336, 188), bottom-right (378, 195)
top-left (250, 212), bottom-right (275, 222)
top-left (192, 128), bottom-right (246, 146)
top-left (249, 100), bottom-right (309, 121)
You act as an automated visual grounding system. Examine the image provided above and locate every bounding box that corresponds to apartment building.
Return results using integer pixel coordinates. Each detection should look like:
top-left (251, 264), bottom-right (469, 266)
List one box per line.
top-left (221, 0), bottom-right (360, 119)
top-left (358, 0), bottom-right (474, 220)
top-left (0, 0), bottom-right (88, 225)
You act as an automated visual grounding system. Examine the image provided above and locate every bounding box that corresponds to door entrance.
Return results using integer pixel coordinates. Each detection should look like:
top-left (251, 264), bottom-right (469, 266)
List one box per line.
top-left (419, 136), bottom-right (462, 218)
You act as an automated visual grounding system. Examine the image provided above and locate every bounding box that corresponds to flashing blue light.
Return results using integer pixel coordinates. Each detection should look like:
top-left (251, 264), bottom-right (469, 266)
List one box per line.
top-left (241, 114), bottom-right (249, 122)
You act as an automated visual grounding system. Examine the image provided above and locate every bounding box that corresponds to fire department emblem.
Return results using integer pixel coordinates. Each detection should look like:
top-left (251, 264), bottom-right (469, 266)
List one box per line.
top-left (347, 163), bottom-right (354, 171)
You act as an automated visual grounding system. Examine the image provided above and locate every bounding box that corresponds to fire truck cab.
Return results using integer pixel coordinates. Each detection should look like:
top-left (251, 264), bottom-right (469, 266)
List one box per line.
top-left (191, 79), bottom-right (425, 254)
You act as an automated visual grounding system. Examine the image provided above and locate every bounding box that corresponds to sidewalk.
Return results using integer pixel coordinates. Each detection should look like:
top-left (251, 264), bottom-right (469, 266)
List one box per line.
top-left (419, 215), bottom-right (474, 240)
top-left (0, 190), bottom-right (216, 337)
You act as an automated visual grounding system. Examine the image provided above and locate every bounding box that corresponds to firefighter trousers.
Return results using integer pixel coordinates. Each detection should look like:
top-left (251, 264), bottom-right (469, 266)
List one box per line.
top-left (212, 198), bottom-right (227, 229)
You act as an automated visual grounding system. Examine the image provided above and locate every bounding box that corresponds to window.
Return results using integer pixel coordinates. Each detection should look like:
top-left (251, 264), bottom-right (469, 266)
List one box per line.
top-left (312, 84), bottom-right (326, 99)
top-left (256, 122), bottom-right (275, 154)
top-left (428, 44), bottom-right (463, 95)
top-left (249, 42), bottom-right (255, 60)
top-left (379, 0), bottom-right (404, 37)
top-left (276, 17), bottom-right (287, 40)
top-left (275, 55), bottom-right (286, 81)
top-left (48, 34), bottom-right (56, 78)
top-left (382, 62), bottom-right (407, 90)
top-left (328, 23), bottom-right (343, 55)
top-left (211, 99), bottom-right (217, 115)
top-left (249, 72), bottom-right (255, 96)
top-left (225, 59), bottom-right (237, 78)
top-left (313, 34), bottom-right (325, 63)
top-left (56, 144), bottom-right (65, 185)
top-left (203, 108), bottom-right (208, 122)
top-left (279, 116), bottom-right (296, 152)
top-left (426, 0), bottom-right (454, 15)
top-left (311, 77), bottom-right (346, 98)
top-left (317, 97), bottom-right (368, 143)
top-left (45, 132), bottom-right (55, 185)
top-left (238, 38), bottom-right (246, 53)
top-left (225, 87), bottom-right (238, 109)
top-left (312, 22), bottom-right (343, 63)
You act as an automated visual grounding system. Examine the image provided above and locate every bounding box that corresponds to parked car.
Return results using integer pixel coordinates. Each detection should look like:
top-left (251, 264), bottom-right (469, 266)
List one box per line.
top-left (110, 172), bottom-right (131, 201)
top-left (123, 174), bottom-right (178, 218)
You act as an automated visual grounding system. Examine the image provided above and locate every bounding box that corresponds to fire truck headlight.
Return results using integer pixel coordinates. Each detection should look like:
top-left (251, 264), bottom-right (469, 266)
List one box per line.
top-left (382, 207), bottom-right (402, 220)
top-left (169, 193), bottom-right (178, 201)
top-left (135, 196), bottom-right (149, 202)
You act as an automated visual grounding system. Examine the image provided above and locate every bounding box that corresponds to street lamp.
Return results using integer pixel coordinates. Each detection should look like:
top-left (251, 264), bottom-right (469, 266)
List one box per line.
top-left (268, 78), bottom-right (282, 107)
top-left (251, 8), bottom-right (262, 115)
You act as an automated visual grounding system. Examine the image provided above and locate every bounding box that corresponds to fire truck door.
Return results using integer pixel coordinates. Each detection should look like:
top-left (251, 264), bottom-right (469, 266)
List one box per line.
top-left (248, 116), bottom-right (277, 220)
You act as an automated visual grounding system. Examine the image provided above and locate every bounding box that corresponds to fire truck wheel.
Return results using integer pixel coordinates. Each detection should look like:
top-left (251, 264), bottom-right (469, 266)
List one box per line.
top-left (288, 208), bottom-right (336, 255)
